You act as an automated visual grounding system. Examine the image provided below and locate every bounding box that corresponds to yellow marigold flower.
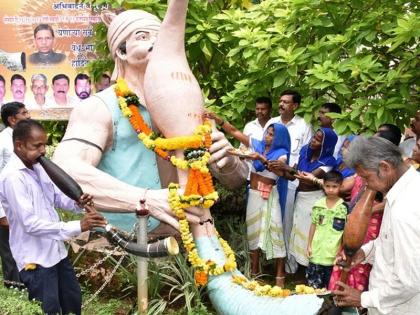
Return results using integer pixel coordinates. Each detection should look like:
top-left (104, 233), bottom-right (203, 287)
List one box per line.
top-left (304, 286), bottom-right (315, 294)
top-left (268, 286), bottom-right (283, 297)
top-left (295, 284), bottom-right (306, 293)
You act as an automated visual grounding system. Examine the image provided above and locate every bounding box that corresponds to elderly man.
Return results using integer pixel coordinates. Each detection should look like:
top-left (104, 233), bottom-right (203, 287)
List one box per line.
top-left (52, 9), bottom-right (247, 234)
top-left (27, 74), bottom-right (52, 109)
top-left (333, 136), bottom-right (420, 314)
top-left (29, 24), bottom-right (65, 65)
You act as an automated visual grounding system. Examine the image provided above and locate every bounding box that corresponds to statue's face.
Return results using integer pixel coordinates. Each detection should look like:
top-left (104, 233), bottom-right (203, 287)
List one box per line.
top-left (123, 28), bottom-right (159, 66)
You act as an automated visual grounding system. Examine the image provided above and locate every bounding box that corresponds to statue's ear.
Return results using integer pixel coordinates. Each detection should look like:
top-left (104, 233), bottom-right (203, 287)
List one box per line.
top-left (101, 10), bottom-right (117, 27)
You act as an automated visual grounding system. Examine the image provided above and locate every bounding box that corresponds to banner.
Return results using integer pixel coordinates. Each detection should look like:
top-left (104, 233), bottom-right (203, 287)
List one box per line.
top-left (0, 0), bottom-right (108, 115)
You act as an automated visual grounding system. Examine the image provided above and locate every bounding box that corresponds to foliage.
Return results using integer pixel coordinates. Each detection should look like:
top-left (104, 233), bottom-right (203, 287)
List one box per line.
top-left (86, 0), bottom-right (418, 135)
top-left (0, 286), bottom-right (42, 315)
top-left (213, 0), bottom-right (419, 134)
top-left (39, 121), bottom-right (68, 146)
top-left (82, 297), bottom-right (131, 314)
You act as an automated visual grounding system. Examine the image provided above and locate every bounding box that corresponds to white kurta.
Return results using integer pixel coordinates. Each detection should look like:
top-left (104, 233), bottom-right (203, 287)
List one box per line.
top-left (361, 167), bottom-right (420, 315)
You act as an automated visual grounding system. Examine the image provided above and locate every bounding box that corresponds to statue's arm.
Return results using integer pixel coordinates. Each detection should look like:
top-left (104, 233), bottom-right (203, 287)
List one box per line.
top-left (208, 129), bottom-right (248, 189)
top-left (52, 98), bottom-right (182, 228)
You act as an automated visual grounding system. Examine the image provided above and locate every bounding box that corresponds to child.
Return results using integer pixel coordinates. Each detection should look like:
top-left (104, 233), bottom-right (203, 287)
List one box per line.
top-left (306, 170), bottom-right (348, 289)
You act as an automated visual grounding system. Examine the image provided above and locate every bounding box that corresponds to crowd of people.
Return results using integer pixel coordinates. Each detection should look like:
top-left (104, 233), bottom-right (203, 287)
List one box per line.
top-left (207, 90), bottom-right (420, 314)
top-left (0, 89), bottom-right (419, 315)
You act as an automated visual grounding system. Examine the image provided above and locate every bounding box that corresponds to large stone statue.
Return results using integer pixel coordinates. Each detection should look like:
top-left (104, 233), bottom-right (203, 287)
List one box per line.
top-left (52, 5), bottom-right (247, 234)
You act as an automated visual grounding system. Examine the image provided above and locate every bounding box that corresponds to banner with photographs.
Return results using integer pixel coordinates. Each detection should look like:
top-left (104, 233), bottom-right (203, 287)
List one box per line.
top-left (0, 0), bottom-right (109, 119)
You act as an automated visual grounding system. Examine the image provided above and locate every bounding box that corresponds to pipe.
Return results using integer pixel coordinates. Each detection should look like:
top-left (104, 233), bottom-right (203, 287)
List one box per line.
top-left (102, 224), bottom-right (179, 258)
top-left (36, 155), bottom-right (179, 258)
top-left (137, 212), bottom-right (148, 314)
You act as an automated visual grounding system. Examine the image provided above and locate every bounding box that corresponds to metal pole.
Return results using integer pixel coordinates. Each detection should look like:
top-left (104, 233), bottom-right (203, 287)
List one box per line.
top-left (136, 200), bottom-right (149, 314)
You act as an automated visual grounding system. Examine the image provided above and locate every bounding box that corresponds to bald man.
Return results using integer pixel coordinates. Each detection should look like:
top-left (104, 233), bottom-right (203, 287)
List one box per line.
top-left (52, 9), bottom-right (247, 235)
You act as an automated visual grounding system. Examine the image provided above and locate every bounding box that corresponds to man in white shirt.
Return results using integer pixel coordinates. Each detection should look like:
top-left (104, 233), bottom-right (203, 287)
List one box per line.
top-left (74, 73), bottom-right (92, 100)
top-left (27, 73), bottom-right (53, 110)
top-left (265, 90), bottom-right (313, 273)
top-left (243, 96), bottom-right (272, 141)
top-left (399, 111), bottom-right (420, 158)
top-left (9, 74), bottom-right (28, 105)
top-left (241, 97), bottom-right (272, 180)
top-left (0, 102), bottom-right (30, 288)
top-left (317, 102), bottom-right (344, 158)
top-left (48, 74), bottom-right (79, 108)
top-left (333, 136), bottom-right (420, 315)
top-left (0, 119), bottom-right (106, 314)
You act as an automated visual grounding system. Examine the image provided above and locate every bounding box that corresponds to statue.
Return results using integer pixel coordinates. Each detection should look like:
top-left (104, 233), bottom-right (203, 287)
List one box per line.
top-left (52, 4), bottom-right (248, 235)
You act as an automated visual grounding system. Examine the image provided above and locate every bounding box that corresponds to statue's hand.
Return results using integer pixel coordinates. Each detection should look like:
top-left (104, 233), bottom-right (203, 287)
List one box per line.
top-left (208, 129), bottom-right (235, 169)
top-left (147, 189), bottom-right (201, 230)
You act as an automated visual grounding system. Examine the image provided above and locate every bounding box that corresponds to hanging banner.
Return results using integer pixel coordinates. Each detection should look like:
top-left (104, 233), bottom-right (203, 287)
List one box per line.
top-left (0, 0), bottom-right (107, 117)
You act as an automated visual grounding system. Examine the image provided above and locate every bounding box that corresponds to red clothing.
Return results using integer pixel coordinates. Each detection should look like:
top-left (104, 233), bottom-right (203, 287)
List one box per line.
top-left (328, 176), bottom-right (383, 291)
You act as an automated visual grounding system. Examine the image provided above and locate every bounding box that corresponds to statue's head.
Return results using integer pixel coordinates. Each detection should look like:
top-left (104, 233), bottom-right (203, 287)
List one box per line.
top-left (101, 10), bottom-right (161, 80)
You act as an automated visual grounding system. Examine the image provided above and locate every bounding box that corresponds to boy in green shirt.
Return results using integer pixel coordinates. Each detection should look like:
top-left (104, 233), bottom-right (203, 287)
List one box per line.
top-left (306, 170), bottom-right (348, 288)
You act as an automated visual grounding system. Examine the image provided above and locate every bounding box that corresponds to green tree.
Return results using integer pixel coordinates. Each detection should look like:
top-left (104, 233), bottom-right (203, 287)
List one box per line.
top-left (87, 0), bottom-right (419, 134)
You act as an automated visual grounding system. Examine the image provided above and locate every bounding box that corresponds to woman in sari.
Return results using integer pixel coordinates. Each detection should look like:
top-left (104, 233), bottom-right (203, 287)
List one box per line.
top-left (203, 111), bottom-right (291, 287)
top-left (287, 128), bottom-right (337, 267)
top-left (246, 123), bottom-right (291, 287)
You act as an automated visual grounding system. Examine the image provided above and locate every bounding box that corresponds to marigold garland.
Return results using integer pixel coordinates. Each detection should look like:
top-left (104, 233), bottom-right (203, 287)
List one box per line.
top-left (232, 276), bottom-right (327, 298)
top-left (169, 183), bottom-right (236, 285)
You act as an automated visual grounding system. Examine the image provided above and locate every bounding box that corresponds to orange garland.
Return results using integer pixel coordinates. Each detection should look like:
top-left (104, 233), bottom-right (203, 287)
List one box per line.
top-left (128, 105), bottom-right (169, 160)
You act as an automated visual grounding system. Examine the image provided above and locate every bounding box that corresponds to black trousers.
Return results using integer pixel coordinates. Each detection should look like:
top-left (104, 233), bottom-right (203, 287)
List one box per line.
top-left (19, 257), bottom-right (82, 315)
top-left (0, 226), bottom-right (21, 287)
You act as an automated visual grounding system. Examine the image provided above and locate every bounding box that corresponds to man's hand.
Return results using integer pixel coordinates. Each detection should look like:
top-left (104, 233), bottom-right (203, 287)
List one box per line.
top-left (332, 281), bottom-right (362, 307)
top-left (77, 193), bottom-right (94, 208)
top-left (80, 205), bottom-right (107, 231)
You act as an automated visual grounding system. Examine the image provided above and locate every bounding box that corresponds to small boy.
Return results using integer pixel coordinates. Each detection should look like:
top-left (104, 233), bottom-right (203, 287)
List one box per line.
top-left (306, 170), bottom-right (348, 288)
